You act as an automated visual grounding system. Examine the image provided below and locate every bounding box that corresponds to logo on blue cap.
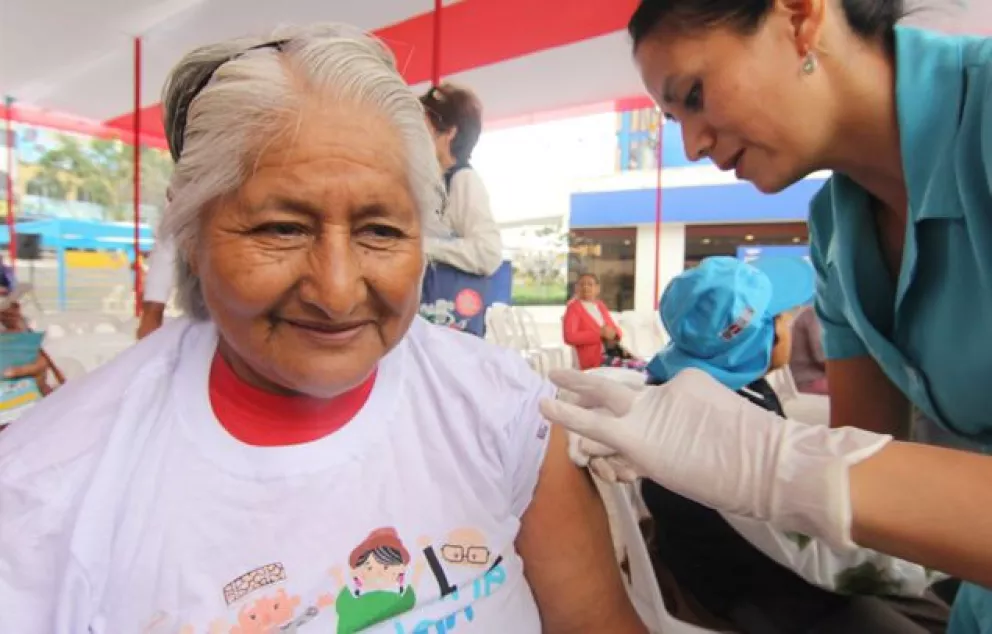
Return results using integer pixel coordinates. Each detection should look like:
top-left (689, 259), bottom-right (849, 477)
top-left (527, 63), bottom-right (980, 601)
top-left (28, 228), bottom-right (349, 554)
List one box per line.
top-left (720, 306), bottom-right (755, 341)
top-left (647, 256), bottom-right (815, 391)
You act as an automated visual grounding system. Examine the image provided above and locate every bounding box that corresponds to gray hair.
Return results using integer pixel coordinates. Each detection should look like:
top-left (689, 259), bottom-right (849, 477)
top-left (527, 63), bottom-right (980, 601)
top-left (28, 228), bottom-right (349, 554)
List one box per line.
top-left (159, 23), bottom-right (444, 319)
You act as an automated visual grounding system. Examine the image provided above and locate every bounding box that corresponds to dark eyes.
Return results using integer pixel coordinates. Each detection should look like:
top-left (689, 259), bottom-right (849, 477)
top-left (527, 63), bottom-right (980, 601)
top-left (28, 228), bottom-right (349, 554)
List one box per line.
top-left (684, 81), bottom-right (704, 112)
top-left (252, 222), bottom-right (307, 237)
top-left (249, 222), bottom-right (405, 242)
top-left (361, 224), bottom-right (404, 240)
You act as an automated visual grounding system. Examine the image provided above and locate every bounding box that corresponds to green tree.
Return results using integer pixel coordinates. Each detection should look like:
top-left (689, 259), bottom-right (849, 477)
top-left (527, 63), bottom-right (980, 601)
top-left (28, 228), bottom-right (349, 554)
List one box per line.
top-left (32, 135), bottom-right (172, 222)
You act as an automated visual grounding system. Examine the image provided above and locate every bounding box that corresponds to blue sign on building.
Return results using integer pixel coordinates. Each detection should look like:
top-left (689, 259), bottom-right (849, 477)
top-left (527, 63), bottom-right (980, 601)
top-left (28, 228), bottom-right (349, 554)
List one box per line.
top-left (736, 244), bottom-right (811, 262)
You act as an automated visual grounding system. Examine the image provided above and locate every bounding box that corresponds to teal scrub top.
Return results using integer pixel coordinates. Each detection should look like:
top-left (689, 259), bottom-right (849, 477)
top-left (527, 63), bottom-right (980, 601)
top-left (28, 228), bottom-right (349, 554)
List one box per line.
top-left (809, 26), bottom-right (992, 449)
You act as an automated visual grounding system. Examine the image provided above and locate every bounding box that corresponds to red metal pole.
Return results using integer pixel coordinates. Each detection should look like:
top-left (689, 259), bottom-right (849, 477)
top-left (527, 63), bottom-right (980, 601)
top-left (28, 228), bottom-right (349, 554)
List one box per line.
top-left (4, 96), bottom-right (15, 273)
top-left (652, 116), bottom-right (664, 309)
top-left (431, 0), bottom-right (443, 86)
top-left (133, 36), bottom-right (143, 317)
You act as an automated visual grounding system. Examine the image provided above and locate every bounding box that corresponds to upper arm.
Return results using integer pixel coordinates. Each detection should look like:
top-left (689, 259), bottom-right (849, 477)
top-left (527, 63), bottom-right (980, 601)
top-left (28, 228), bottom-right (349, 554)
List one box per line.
top-left (827, 356), bottom-right (910, 438)
top-left (515, 426), bottom-right (645, 633)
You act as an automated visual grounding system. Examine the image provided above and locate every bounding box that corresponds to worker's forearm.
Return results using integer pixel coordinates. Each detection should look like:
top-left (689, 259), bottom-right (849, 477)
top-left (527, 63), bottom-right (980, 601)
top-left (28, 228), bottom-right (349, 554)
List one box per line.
top-left (850, 441), bottom-right (992, 586)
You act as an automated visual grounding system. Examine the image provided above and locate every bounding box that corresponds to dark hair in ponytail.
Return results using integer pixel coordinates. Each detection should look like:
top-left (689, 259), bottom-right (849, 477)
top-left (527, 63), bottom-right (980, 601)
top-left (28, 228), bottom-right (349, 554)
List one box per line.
top-left (629, 0), bottom-right (904, 49)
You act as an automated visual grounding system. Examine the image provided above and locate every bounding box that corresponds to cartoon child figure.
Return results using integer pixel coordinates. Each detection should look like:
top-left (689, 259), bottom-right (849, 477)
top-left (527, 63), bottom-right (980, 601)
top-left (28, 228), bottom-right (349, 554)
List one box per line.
top-left (329, 528), bottom-right (421, 634)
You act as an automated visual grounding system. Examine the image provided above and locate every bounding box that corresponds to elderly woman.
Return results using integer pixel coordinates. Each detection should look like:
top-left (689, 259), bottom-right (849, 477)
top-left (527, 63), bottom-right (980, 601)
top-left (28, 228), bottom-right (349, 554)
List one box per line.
top-left (0, 25), bottom-right (642, 634)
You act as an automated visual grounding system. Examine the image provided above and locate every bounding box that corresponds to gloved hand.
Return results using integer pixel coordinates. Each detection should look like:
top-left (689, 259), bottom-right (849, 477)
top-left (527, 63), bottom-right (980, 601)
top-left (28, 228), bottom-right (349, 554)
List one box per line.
top-left (540, 368), bottom-right (892, 552)
top-left (567, 431), bottom-right (638, 483)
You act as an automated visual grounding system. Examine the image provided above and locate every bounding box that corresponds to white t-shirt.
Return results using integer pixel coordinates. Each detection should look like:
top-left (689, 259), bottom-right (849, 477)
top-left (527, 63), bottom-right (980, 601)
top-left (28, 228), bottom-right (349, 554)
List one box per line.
top-left (0, 317), bottom-right (553, 634)
top-left (581, 301), bottom-right (605, 327)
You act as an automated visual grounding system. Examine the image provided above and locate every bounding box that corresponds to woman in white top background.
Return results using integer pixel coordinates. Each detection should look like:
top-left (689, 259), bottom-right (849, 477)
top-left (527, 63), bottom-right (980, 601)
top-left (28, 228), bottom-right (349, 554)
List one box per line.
top-left (420, 83), bottom-right (502, 278)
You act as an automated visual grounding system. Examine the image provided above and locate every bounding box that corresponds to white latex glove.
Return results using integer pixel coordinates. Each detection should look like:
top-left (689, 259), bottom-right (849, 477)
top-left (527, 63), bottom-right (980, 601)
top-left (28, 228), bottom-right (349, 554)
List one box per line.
top-left (568, 431), bottom-right (639, 483)
top-left (540, 368), bottom-right (892, 552)
top-left (558, 375), bottom-right (639, 483)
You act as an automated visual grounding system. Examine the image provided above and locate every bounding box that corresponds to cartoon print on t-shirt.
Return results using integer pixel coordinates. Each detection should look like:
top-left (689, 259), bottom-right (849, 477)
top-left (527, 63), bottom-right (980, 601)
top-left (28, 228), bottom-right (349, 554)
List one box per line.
top-left (440, 527), bottom-right (491, 569)
top-left (319, 527), bottom-right (426, 634)
top-left (229, 588), bottom-right (301, 634)
top-left (394, 528), bottom-right (509, 634)
top-left (421, 526), bottom-right (504, 599)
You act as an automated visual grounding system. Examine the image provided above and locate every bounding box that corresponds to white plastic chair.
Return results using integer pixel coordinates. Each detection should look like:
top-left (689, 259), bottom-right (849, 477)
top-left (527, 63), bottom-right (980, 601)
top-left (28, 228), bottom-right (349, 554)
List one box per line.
top-left (486, 303), bottom-right (546, 374)
top-left (513, 307), bottom-right (570, 371)
top-left (620, 311), bottom-right (667, 359)
top-left (766, 366), bottom-right (830, 427)
top-left (766, 366), bottom-right (800, 402)
top-left (595, 479), bottom-right (723, 634)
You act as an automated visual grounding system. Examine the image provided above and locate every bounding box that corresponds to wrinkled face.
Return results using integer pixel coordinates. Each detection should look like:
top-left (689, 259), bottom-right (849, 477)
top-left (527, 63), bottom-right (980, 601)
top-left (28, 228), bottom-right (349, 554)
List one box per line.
top-left (634, 14), bottom-right (830, 193)
top-left (196, 99), bottom-right (424, 398)
top-left (576, 275), bottom-right (600, 301)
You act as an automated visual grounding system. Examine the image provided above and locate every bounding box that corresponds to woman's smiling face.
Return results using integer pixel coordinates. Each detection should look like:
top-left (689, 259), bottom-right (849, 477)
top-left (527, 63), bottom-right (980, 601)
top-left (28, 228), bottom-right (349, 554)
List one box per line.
top-left (195, 97), bottom-right (425, 398)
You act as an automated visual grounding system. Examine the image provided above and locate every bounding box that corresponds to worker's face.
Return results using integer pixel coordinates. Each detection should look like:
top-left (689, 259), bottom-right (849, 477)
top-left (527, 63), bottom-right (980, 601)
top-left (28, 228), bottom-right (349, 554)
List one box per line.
top-left (634, 2), bottom-right (834, 193)
top-left (576, 275), bottom-right (600, 301)
top-left (769, 312), bottom-right (794, 371)
top-left (194, 99), bottom-right (424, 398)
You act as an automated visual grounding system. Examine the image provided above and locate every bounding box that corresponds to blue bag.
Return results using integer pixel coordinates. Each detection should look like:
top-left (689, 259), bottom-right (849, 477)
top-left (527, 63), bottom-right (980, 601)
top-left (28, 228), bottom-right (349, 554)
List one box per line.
top-left (419, 164), bottom-right (509, 338)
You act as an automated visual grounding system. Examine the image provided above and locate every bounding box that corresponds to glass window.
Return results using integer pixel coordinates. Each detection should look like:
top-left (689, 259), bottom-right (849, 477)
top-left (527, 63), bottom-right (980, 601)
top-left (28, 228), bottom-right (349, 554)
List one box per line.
top-left (568, 228), bottom-right (637, 311)
top-left (685, 222), bottom-right (809, 265)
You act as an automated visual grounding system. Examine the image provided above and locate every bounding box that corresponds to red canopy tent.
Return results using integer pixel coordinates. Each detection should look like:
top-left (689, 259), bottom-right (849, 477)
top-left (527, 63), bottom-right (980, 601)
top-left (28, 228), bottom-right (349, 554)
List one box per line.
top-left (1, 0), bottom-right (988, 311)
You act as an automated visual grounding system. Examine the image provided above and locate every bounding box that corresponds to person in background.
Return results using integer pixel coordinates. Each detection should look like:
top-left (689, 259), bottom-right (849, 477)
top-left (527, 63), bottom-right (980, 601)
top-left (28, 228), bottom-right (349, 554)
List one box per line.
top-left (420, 83), bottom-right (502, 278)
top-left (0, 256), bottom-right (12, 291)
top-left (563, 273), bottom-right (645, 371)
top-left (0, 282), bottom-right (60, 395)
top-left (640, 256), bottom-right (945, 633)
top-left (416, 83), bottom-right (504, 338)
top-left (790, 304), bottom-right (828, 395)
top-left (135, 236), bottom-right (176, 339)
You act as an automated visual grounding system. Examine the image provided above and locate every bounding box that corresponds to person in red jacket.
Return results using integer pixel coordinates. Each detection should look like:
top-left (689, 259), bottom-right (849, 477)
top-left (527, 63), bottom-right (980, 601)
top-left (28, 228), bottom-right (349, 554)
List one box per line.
top-left (562, 274), bottom-right (645, 371)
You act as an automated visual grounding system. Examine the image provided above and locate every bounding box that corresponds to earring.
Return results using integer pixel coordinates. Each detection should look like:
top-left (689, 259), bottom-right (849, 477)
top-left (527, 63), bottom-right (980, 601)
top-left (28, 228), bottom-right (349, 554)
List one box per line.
top-left (802, 52), bottom-right (818, 75)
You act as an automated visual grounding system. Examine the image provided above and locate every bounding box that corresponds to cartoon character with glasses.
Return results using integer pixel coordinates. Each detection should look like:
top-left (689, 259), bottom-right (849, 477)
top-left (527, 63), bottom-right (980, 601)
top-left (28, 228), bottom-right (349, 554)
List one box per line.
top-left (439, 527), bottom-right (491, 569)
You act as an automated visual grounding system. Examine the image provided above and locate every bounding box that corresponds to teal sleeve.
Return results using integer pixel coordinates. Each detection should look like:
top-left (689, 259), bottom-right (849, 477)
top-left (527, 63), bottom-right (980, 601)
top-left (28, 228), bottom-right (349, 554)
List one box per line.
top-left (808, 184), bottom-right (870, 361)
top-left (984, 70), bottom-right (992, 194)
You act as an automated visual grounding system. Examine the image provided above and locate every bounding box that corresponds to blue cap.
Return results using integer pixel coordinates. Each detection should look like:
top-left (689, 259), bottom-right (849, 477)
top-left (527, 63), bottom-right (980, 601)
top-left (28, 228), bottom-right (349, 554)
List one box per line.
top-left (646, 256), bottom-right (814, 390)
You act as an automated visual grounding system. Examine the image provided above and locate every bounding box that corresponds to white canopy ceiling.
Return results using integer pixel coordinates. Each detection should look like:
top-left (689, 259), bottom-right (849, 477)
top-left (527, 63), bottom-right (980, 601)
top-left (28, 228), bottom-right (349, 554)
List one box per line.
top-left (0, 0), bottom-right (986, 139)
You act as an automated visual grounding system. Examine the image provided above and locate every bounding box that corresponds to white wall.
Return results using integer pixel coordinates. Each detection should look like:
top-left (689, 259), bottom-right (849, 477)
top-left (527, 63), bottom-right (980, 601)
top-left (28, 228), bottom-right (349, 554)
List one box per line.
top-left (634, 223), bottom-right (686, 313)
